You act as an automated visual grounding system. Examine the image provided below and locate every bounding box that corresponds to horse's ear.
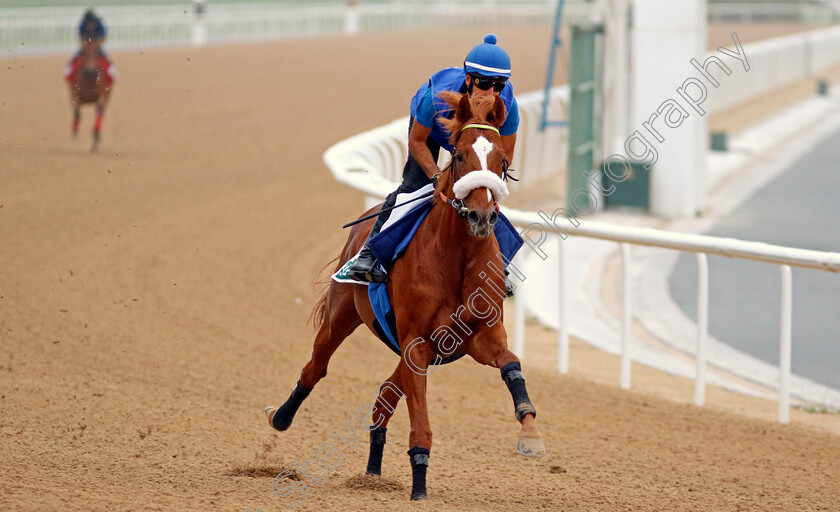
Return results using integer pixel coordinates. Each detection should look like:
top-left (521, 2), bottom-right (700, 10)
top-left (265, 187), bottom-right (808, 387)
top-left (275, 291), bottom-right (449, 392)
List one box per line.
top-left (455, 93), bottom-right (473, 124)
top-left (487, 96), bottom-right (507, 127)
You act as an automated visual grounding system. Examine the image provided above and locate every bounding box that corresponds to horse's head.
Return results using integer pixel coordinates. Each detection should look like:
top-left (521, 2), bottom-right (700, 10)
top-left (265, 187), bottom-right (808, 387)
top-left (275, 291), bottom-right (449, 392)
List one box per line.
top-left (437, 92), bottom-right (510, 238)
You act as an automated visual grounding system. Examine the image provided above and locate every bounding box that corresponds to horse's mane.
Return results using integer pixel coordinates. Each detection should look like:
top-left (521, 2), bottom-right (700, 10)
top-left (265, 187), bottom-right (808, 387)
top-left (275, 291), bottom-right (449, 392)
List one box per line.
top-left (434, 92), bottom-right (507, 199)
top-left (437, 92), bottom-right (505, 144)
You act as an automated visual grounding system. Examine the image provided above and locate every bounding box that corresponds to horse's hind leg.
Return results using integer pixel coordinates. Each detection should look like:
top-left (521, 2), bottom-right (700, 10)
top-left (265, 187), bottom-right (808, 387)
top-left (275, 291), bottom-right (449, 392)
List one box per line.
top-left (365, 366), bottom-right (405, 476)
top-left (265, 283), bottom-right (361, 431)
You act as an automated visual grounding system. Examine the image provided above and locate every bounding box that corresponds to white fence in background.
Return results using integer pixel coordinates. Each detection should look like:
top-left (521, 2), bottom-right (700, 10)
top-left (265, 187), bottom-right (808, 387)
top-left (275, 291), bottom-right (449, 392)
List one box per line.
top-left (708, 24), bottom-right (840, 113)
top-left (708, 2), bottom-right (840, 24)
top-left (7, 1), bottom-right (839, 58)
top-left (0, 3), bottom-right (562, 56)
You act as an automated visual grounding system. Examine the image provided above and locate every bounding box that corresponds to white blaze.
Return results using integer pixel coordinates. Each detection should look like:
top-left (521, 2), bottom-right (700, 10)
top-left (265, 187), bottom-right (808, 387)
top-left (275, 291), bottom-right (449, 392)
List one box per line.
top-left (472, 136), bottom-right (493, 171)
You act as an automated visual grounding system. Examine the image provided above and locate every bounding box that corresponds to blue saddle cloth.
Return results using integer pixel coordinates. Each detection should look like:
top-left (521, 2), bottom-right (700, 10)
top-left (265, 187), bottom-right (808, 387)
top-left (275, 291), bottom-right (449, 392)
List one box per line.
top-left (366, 199), bottom-right (524, 361)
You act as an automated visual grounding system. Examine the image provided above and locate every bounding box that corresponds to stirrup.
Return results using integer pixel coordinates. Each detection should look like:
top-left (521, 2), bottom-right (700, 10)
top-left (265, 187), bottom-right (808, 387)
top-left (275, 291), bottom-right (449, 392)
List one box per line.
top-left (348, 249), bottom-right (388, 283)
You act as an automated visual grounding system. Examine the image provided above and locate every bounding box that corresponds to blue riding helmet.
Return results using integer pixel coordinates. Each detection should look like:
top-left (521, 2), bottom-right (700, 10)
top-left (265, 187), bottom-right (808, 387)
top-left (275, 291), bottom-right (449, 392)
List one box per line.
top-left (79, 10), bottom-right (106, 39)
top-left (464, 34), bottom-right (511, 79)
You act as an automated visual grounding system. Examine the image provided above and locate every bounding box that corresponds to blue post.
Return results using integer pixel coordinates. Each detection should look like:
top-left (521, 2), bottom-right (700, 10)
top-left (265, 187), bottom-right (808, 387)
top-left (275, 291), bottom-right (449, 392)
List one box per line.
top-left (540, 0), bottom-right (566, 131)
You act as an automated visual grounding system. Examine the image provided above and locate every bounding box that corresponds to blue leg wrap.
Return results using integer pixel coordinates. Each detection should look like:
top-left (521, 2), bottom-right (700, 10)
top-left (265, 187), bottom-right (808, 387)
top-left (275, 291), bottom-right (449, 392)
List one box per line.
top-left (271, 381), bottom-right (312, 431)
top-left (365, 426), bottom-right (387, 475)
top-left (501, 362), bottom-right (536, 422)
top-left (407, 446), bottom-right (430, 501)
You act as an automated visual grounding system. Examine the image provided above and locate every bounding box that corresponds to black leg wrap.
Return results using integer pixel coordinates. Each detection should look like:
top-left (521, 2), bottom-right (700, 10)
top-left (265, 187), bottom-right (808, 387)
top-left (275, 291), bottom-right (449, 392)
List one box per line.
top-left (501, 362), bottom-right (537, 422)
top-left (365, 426), bottom-right (387, 475)
top-left (271, 381), bottom-right (312, 431)
top-left (407, 446), bottom-right (429, 501)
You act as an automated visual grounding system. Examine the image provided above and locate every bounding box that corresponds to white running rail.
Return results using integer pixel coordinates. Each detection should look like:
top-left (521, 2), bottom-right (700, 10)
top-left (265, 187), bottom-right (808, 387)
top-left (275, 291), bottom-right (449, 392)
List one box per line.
top-left (500, 211), bottom-right (840, 424)
top-left (707, 24), bottom-right (840, 113)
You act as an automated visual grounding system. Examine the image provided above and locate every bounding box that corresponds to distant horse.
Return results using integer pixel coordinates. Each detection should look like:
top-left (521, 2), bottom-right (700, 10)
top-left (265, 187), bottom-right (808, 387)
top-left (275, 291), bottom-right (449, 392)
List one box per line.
top-left (266, 92), bottom-right (545, 501)
top-left (66, 39), bottom-right (114, 152)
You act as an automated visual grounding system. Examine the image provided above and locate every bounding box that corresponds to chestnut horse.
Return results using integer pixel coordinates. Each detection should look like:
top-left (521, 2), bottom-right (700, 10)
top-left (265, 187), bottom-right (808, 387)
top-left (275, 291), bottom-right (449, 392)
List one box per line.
top-left (266, 92), bottom-right (545, 501)
top-left (66, 40), bottom-right (113, 152)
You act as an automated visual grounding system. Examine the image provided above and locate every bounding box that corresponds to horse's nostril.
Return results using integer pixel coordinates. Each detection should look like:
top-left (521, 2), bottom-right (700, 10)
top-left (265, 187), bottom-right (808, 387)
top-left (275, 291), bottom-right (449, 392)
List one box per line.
top-left (489, 211), bottom-right (498, 225)
top-left (468, 211), bottom-right (480, 224)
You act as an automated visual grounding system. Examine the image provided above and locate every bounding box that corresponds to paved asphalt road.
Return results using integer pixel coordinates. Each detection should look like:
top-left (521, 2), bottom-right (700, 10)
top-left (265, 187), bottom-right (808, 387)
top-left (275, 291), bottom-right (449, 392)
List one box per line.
top-left (669, 127), bottom-right (840, 391)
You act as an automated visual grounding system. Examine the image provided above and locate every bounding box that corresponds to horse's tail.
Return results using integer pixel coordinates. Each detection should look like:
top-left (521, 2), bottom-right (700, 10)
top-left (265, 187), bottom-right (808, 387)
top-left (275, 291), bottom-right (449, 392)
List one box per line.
top-left (310, 290), bottom-right (328, 331)
top-left (308, 256), bottom-right (339, 330)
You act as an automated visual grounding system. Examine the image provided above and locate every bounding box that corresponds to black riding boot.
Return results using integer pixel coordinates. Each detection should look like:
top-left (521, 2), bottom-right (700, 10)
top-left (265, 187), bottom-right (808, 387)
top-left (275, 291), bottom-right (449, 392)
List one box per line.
top-left (348, 122), bottom-right (436, 284)
top-left (347, 209), bottom-right (390, 284)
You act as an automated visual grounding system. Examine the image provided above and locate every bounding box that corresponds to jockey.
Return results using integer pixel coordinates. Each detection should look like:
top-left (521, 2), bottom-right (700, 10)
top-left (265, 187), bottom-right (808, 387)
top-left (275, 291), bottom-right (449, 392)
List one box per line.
top-left (348, 34), bottom-right (519, 283)
top-left (65, 9), bottom-right (115, 88)
top-left (77, 9), bottom-right (107, 53)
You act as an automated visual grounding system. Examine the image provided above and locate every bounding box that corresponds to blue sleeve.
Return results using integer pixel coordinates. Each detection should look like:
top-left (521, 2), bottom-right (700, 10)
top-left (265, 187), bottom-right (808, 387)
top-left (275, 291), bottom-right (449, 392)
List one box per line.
top-left (413, 87), bottom-right (436, 128)
top-left (500, 97), bottom-right (519, 136)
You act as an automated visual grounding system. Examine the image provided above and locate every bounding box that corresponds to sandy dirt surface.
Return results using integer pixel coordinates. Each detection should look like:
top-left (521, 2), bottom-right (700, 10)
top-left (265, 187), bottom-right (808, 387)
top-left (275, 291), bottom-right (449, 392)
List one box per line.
top-left (2, 25), bottom-right (840, 512)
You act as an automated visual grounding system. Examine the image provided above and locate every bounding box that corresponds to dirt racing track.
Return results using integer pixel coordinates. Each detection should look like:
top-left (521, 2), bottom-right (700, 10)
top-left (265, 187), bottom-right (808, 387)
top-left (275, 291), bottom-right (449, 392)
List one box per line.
top-left (2, 27), bottom-right (840, 511)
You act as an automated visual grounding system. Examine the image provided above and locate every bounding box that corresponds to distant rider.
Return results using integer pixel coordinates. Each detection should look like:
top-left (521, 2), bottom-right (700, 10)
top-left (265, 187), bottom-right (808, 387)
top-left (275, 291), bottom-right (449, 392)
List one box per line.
top-left (64, 9), bottom-right (116, 90)
top-left (64, 9), bottom-right (116, 135)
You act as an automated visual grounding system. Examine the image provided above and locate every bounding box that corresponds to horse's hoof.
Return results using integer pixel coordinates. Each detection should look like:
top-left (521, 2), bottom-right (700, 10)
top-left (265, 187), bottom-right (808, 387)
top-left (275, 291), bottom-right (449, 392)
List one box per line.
top-left (264, 406), bottom-right (278, 428)
top-left (410, 491), bottom-right (428, 501)
top-left (516, 435), bottom-right (546, 458)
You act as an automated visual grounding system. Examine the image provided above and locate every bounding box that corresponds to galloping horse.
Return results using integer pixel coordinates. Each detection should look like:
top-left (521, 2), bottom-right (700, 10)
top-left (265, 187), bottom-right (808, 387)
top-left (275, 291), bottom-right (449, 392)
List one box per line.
top-left (266, 92), bottom-right (545, 501)
top-left (65, 38), bottom-right (114, 152)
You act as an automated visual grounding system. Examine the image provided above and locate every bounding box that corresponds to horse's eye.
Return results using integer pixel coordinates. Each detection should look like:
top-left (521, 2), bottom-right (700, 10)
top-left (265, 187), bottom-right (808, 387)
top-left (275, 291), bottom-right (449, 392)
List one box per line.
top-left (455, 153), bottom-right (464, 162)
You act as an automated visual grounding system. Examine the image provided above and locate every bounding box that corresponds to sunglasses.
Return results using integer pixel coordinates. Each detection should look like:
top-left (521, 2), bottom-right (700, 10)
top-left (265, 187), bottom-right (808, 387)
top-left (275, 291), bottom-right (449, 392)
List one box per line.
top-left (470, 74), bottom-right (507, 93)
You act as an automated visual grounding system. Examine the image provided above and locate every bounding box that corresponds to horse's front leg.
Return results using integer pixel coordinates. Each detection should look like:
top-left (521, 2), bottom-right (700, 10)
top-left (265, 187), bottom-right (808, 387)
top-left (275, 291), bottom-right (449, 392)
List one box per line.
top-left (398, 341), bottom-right (434, 501)
top-left (469, 338), bottom-right (546, 458)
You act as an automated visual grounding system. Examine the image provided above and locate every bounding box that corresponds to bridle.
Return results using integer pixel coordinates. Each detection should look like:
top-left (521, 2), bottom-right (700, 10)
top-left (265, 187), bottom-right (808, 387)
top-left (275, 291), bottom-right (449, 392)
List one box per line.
top-left (435, 122), bottom-right (517, 218)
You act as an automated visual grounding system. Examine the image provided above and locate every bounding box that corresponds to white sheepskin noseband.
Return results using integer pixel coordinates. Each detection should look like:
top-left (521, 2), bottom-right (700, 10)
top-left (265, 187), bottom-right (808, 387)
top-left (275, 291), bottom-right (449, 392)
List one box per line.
top-left (452, 170), bottom-right (509, 202)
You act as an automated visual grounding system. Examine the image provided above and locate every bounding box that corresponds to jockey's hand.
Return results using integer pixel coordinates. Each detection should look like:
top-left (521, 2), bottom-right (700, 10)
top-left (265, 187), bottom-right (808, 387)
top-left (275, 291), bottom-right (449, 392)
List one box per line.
top-left (431, 166), bottom-right (443, 186)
